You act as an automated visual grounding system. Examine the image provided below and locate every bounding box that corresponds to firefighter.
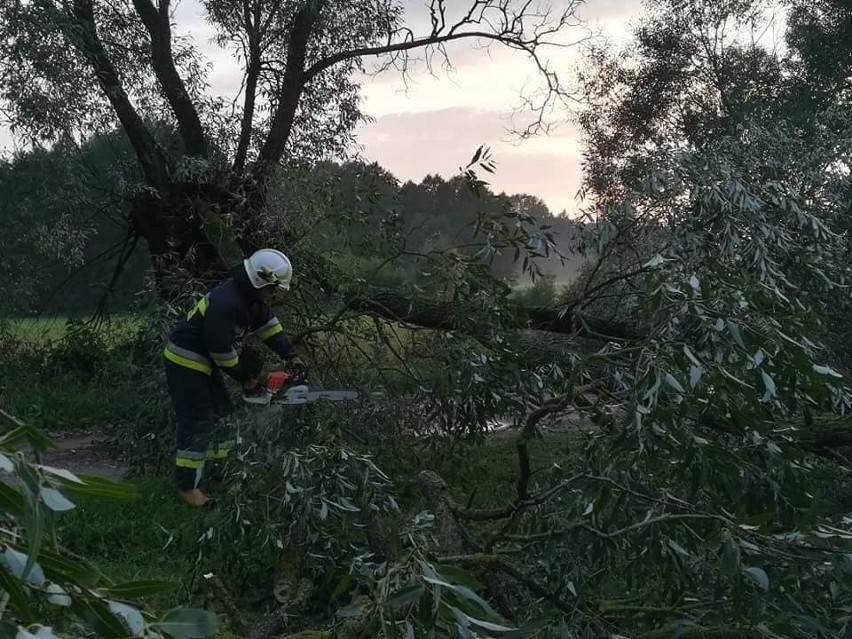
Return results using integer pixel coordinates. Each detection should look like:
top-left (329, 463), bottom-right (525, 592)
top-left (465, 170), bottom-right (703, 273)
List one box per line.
top-left (162, 248), bottom-right (304, 506)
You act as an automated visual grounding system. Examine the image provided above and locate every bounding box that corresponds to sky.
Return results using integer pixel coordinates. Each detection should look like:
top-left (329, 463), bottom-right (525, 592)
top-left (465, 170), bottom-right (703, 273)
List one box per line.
top-left (0, 0), bottom-right (645, 216)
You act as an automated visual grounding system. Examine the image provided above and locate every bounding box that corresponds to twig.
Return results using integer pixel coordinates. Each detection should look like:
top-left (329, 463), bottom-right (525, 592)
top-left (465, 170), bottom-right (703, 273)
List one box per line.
top-left (453, 473), bottom-right (585, 521)
top-left (503, 514), bottom-right (720, 543)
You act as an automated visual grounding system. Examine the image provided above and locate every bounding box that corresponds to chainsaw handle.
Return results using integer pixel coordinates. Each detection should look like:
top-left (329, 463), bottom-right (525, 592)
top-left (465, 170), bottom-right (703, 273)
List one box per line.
top-left (265, 371), bottom-right (290, 392)
top-left (265, 366), bottom-right (307, 392)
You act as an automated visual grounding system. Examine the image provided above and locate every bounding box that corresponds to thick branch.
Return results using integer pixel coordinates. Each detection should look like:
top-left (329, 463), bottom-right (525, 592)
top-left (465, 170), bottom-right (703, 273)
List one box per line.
top-left (67, 0), bottom-right (171, 190)
top-left (344, 287), bottom-right (645, 341)
top-left (304, 29), bottom-right (539, 84)
top-left (132, 0), bottom-right (208, 157)
top-left (254, 1), bottom-right (322, 176)
top-left (233, 0), bottom-right (263, 172)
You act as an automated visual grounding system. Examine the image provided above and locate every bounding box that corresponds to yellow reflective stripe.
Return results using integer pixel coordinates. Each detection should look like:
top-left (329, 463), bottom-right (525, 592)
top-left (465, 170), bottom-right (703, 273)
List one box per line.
top-left (210, 350), bottom-right (239, 368)
top-left (164, 348), bottom-right (212, 375)
top-left (187, 295), bottom-right (209, 320)
top-left (258, 323), bottom-right (283, 341)
top-left (176, 458), bottom-right (204, 469)
top-left (206, 448), bottom-right (230, 459)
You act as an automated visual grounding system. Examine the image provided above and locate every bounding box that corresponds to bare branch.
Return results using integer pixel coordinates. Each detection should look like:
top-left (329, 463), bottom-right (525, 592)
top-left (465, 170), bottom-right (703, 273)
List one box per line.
top-left (60, 0), bottom-right (171, 189)
top-left (301, 0), bottom-right (590, 138)
top-left (503, 513), bottom-right (722, 544)
top-left (453, 473), bottom-right (586, 521)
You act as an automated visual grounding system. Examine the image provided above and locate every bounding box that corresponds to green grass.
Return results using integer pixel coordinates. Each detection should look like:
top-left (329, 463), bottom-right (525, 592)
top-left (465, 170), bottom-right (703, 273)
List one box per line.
top-left (55, 477), bottom-right (245, 638)
top-left (58, 478), bottom-right (217, 608)
top-left (1, 314), bottom-right (160, 430)
top-left (2, 315), bottom-right (142, 344)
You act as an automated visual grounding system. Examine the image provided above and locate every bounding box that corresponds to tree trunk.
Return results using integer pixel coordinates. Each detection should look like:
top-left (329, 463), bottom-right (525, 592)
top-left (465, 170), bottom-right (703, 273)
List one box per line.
top-left (344, 286), bottom-right (644, 342)
top-left (129, 182), bottom-right (241, 298)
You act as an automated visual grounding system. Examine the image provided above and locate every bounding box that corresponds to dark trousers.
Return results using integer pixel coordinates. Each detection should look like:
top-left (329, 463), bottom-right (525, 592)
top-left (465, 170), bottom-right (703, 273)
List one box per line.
top-left (164, 359), bottom-right (234, 490)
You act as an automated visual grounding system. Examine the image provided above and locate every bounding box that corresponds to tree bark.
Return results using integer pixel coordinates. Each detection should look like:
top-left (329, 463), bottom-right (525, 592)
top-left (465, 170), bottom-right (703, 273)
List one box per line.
top-left (344, 286), bottom-right (644, 342)
top-left (129, 184), bottom-right (235, 299)
top-left (68, 0), bottom-right (171, 190)
top-left (254, 1), bottom-right (322, 177)
top-left (132, 0), bottom-right (209, 157)
top-left (419, 471), bottom-right (516, 621)
top-left (233, 0), bottom-right (262, 173)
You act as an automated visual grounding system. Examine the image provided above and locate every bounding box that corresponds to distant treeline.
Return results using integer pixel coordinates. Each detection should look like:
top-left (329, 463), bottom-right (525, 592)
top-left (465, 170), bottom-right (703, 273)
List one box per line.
top-left (0, 129), bottom-right (586, 316)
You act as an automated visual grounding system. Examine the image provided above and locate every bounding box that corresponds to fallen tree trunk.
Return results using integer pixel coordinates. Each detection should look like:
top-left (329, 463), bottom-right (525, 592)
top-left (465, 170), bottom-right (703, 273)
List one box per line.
top-left (694, 412), bottom-right (852, 463)
top-left (344, 287), bottom-right (646, 342)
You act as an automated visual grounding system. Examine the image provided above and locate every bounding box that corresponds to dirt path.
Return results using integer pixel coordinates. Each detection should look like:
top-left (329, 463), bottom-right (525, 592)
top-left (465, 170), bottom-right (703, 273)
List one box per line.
top-left (35, 428), bottom-right (129, 481)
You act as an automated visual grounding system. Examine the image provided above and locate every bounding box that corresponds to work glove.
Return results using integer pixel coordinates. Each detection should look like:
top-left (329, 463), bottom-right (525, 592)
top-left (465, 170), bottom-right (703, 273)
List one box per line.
top-left (242, 380), bottom-right (271, 405)
top-left (286, 355), bottom-right (307, 384)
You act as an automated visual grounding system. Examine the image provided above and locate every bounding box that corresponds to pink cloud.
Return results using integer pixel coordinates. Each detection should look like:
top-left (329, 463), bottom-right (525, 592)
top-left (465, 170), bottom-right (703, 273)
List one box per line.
top-left (355, 107), bottom-right (584, 215)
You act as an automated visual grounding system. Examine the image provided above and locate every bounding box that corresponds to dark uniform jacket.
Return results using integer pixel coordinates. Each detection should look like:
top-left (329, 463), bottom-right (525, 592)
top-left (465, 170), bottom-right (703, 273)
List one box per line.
top-left (164, 266), bottom-right (295, 382)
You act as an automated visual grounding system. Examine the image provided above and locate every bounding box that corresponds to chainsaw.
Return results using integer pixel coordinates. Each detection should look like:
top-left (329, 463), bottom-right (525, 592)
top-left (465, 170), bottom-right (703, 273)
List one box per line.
top-left (242, 369), bottom-right (358, 406)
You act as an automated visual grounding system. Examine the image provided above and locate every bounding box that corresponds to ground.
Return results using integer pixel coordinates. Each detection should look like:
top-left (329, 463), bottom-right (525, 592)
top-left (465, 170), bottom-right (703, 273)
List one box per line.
top-left (24, 407), bottom-right (594, 480)
top-left (29, 427), bottom-right (129, 481)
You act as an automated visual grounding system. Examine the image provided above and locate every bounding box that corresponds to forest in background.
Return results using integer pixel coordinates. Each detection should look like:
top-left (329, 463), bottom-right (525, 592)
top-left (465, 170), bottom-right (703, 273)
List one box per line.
top-left (0, 132), bottom-right (586, 317)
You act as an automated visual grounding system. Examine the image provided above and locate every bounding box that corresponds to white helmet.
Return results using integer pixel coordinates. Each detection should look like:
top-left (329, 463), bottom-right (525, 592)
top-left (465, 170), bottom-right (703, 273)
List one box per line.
top-left (243, 248), bottom-right (293, 290)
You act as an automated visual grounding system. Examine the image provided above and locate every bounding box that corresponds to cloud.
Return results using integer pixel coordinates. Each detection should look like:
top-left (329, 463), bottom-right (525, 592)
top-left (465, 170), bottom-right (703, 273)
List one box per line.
top-left (355, 107), bottom-right (584, 215)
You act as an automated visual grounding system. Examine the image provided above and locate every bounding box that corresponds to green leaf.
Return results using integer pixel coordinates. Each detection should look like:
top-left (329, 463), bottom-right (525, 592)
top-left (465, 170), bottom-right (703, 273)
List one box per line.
top-left (448, 606), bottom-right (475, 639)
top-left (107, 600), bottom-right (145, 637)
top-left (45, 583), bottom-right (72, 607)
top-left (18, 545), bottom-right (101, 586)
top-left (40, 487), bottom-right (75, 512)
top-left (70, 598), bottom-right (129, 638)
top-left (15, 462), bottom-right (45, 579)
top-left (665, 373), bottom-right (685, 393)
top-left (60, 474), bottom-right (136, 502)
top-left (102, 580), bottom-right (176, 598)
top-left (38, 466), bottom-right (84, 484)
top-left (742, 566), bottom-right (769, 590)
top-left (0, 562), bottom-right (34, 621)
top-left (151, 609), bottom-right (218, 638)
top-left (336, 601), bottom-right (364, 619)
top-left (2, 548), bottom-right (45, 586)
top-left (16, 627), bottom-right (61, 639)
top-left (460, 609), bottom-right (517, 632)
top-left (385, 584), bottom-right (424, 610)
top-left (727, 321), bottom-right (746, 348)
top-left (0, 425), bottom-right (53, 452)
top-left (760, 371), bottom-right (776, 401)
top-left (0, 481), bottom-right (25, 515)
top-left (667, 539), bottom-right (690, 558)
top-left (435, 565), bottom-right (484, 591)
top-left (0, 454), bottom-right (14, 473)
top-left (813, 364), bottom-right (843, 378)
top-left (504, 618), bottom-right (550, 638)
top-left (689, 365), bottom-right (703, 388)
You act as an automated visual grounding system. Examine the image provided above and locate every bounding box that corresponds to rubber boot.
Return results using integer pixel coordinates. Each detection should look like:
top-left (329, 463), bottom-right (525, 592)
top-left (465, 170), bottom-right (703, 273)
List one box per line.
top-left (178, 488), bottom-right (209, 507)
